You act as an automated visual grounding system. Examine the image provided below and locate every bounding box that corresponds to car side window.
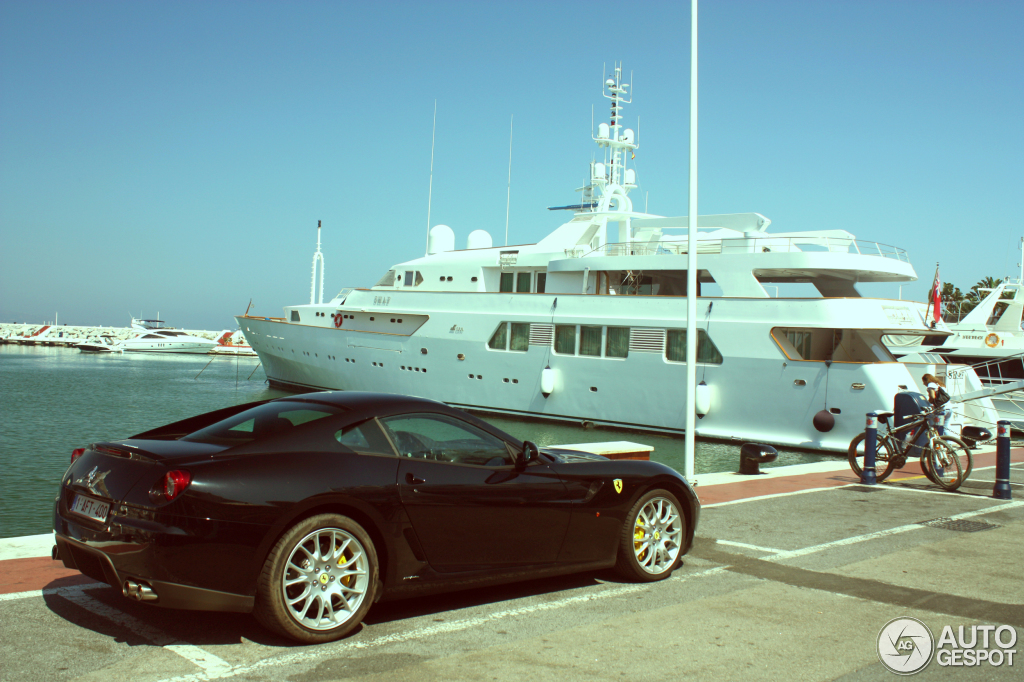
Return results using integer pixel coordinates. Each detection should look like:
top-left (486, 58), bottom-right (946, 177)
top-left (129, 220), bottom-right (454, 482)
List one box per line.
top-left (334, 420), bottom-right (395, 456)
top-left (380, 414), bottom-right (513, 467)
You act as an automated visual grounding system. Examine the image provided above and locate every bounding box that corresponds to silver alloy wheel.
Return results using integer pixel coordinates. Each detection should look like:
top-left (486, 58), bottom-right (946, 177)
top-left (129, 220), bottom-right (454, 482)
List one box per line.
top-left (282, 527), bottom-right (370, 631)
top-left (633, 496), bottom-right (683, 574)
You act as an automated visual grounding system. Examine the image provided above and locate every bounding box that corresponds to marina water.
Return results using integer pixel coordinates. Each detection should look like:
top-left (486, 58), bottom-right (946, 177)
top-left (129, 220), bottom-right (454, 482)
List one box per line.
top-left (0, 345), bottom-right (837, 539)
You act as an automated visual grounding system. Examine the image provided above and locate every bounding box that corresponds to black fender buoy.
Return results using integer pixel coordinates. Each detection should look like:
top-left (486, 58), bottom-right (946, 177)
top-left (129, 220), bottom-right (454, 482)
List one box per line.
top-left (813, 409), bottom-right (835, 433)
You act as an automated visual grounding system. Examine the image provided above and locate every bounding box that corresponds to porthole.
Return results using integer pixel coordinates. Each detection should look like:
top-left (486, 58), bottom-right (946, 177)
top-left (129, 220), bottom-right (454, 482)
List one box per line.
top-left (457, 353), bottom-right (465, 360)
top-left (421, 348), bottom-right (428, 355)
top-left (471, 276), bottom-right (478, 282)
top-left (439, 276), bottom-right (445, 282)
top-left (446, 276), bottom-right (453, 282)
top-left (590, 386), bottom-right (598, 392)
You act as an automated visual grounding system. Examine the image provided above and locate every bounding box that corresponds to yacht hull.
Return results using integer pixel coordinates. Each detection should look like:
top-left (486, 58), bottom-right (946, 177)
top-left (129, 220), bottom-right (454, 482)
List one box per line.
top-left (238, 292), bottom-right (925, 453)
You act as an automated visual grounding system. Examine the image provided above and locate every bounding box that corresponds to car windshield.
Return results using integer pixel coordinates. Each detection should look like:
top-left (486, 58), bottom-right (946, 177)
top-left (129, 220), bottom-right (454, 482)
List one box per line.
top-left (182, 401), bottom-right (343, 446)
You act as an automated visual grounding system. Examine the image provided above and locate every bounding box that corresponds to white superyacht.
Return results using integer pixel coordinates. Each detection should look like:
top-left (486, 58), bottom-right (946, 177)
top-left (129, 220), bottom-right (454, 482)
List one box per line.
top-left (238, 65), bottom-right (946, 452)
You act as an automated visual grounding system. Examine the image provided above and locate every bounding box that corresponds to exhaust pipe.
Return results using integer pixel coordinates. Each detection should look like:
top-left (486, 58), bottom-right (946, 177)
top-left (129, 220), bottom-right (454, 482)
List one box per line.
top-left (122, 580), bottom-right (158, 602)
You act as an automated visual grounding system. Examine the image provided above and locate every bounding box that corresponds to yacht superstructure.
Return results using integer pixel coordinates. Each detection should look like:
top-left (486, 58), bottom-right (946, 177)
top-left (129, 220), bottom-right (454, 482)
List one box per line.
top-left (238, 65), bottom-right (944, 452)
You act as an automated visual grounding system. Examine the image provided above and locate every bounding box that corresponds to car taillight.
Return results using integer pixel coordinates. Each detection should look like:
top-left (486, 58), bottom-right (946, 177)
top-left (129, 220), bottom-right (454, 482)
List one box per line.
top-left (162, 470), bottom-right (192, 501)
top-left (71, 448), bottom-right (85, 463)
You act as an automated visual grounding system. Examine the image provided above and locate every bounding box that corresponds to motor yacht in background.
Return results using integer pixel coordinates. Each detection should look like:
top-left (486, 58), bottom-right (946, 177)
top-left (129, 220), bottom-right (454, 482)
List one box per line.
top-left (238, 64), bottom-right (962, 452)
top-left (119, 329), bottom-right (218, 354)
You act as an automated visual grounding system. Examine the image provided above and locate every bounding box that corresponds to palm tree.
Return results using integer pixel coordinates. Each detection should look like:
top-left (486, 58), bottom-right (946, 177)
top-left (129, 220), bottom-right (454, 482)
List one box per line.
top-left (972, 276), bottom-right (1003, 299)
top-left (940, 283), bottom-right (964, 322)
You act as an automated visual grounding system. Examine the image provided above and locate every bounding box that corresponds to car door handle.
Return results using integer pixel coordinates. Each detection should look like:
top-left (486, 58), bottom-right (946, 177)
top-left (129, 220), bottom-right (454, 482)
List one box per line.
top-left (405, 473), bottom-right (426, 485)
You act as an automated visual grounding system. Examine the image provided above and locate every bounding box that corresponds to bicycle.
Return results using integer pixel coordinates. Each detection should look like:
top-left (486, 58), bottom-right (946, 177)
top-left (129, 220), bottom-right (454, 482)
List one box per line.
top-left (847, 406), bottom-right (973, 491)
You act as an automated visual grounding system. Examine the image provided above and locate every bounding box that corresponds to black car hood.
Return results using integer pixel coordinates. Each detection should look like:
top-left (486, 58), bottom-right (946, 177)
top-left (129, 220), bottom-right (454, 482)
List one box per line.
top-left (541, 448), bottom-right (608, 463)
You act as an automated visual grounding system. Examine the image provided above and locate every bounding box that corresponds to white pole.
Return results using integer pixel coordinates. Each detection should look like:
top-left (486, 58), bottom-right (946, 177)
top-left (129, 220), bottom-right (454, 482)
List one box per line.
top-left (683, 0), bottom-right (699, 484)
top-left (505, 114), bottom-right (513, 246)
top-left (425, 100), bottom-right (437, 256)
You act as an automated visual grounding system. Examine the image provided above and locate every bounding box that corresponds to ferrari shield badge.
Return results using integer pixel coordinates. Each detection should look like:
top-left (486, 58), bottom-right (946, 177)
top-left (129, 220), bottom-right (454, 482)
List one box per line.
top-left (613, 479), bottom-right (623, 494)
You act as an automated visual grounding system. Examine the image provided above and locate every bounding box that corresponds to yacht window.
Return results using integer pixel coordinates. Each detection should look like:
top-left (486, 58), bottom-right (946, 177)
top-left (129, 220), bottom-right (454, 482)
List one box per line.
top-left (290, 311), bottom-right (301, 322)
top-left (142, 334), bottom-right (162, 339)
top-left (771, 327), bottom-right (895, 363)
top-left (536, 272), bottom-right (546, 293)
top-left (404, 271), bottom-right (414, 286)
top-left (510, 323), bottom-right (530, 351)
top-left (414, 271), bottom-right (424, 287)
top-left (786, 332), bottom-right (812, 360)
top-left (580, 326), bottom-right (602, 357)
top-left (516, 272), bottom-right (531, 293)
top-left (488, 323), bottom-right (508, 350)
top-left (554, 325), bottom-right (577, 355)
top-left (666, 330), bottom-right (723, 364)
top-left (606, 327), bottom-right (629, 358)
top-left (375, 270), bottom-right (396, 287)
top-left (500, 273), bottom-right (514, 293)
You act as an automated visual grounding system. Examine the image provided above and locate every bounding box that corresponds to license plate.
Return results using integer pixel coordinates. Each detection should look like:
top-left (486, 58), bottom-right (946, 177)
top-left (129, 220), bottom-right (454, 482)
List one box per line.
top-left (70, 494), bottom-right (110, 523)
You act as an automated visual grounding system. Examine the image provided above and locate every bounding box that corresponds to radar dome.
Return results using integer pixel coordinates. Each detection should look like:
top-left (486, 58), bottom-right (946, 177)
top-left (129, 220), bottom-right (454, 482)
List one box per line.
top-left (467, 229), bottom-right (492, 250)
top-left (427, 224), bottom-right (455, 255)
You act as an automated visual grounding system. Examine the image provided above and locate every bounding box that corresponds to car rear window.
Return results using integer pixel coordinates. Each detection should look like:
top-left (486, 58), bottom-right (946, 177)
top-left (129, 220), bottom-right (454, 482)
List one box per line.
top-left (182, 401), bottom-right (342, 446)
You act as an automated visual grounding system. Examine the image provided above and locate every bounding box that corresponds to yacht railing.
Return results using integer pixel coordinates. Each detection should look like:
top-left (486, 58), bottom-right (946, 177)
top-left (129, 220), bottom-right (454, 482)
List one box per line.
top-left (571, 236), bottom-right (910, 262)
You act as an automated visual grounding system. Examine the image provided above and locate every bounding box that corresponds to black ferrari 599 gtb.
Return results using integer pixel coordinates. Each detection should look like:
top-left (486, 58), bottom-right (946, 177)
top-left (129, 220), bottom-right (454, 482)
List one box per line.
top-left (54, 391), bottom-right (700, 643)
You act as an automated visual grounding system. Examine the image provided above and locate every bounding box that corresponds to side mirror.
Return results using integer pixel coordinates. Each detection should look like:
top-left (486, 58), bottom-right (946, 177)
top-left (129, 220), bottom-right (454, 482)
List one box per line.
top-left (516, 441), bottom-right (540, 471)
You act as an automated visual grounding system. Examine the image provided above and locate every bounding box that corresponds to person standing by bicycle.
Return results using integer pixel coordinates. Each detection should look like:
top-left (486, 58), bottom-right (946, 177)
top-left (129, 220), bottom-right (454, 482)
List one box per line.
top-left (922, 373), bottom-right (952, 433)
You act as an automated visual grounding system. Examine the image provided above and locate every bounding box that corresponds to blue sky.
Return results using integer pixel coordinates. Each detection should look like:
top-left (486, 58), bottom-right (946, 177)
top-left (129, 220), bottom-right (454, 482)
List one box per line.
top-left (2, 0), bottom-right (1021, 330)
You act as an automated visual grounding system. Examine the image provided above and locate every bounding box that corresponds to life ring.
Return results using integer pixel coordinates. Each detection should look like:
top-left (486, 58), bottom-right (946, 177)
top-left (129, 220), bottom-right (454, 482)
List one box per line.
top-left (333, 313), bottom-right (343, 329)
top-left (985, 333), bottom-right (999, 348)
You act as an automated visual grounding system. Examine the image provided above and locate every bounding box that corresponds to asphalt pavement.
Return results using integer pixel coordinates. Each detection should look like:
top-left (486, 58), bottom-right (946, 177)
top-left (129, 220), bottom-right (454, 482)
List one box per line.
top-left (2, 452), bottom-right (1021, 682)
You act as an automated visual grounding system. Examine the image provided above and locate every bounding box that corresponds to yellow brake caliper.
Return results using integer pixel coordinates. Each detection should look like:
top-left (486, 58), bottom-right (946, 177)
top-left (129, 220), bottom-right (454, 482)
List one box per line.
top-left (634, 522), bottom-right (647, 561)
top-left (338, 546), bottom-right (352, 587)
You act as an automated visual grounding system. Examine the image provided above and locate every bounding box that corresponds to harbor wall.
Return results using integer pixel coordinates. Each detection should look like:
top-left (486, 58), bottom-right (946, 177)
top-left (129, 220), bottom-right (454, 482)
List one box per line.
top-left (0, 323), bottom-right (239, 347)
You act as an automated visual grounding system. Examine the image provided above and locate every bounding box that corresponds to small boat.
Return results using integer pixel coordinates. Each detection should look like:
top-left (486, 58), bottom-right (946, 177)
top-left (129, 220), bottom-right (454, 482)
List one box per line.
top-left (76, 335), bottom-right (124, 353)
top-left (209, 330), bottom-right (258, 356)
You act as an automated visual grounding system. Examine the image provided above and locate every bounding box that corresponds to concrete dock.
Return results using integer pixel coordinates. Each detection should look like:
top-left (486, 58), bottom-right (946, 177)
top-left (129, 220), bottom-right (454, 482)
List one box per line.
top-left (2, 447), bottom-right (1021, 681)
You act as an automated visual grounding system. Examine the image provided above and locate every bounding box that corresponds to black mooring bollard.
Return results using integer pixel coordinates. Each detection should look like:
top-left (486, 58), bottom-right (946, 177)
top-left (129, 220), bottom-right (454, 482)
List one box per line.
top-left (994, 420), bottom-right (1012, 500)
top-left (739, 443), bottom-right (778, 475)
top-left (860, 412), bottom-right (878, 485)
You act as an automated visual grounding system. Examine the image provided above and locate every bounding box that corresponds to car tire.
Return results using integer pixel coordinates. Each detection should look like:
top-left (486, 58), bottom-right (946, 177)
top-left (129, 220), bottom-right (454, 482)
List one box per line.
top-left (614, 488), bottom-right (685, 582)
top-left (254, 513), bottom-right (378, 643)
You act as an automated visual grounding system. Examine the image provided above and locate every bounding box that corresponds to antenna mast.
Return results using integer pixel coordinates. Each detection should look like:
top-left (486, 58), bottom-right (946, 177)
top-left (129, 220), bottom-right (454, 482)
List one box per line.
top-left (505, 114), bottom-right (513, 246)
top-left (310, 220), bottom-right (325, 305)
top-left (425, 100), bottom-right (437, 256)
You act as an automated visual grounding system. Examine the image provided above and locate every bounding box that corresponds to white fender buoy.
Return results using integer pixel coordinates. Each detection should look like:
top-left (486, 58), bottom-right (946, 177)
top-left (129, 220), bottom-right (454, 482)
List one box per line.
top-left (695, 381), bottom-right (712, 419)
top-left (541, 366), bottom-right (555, 398)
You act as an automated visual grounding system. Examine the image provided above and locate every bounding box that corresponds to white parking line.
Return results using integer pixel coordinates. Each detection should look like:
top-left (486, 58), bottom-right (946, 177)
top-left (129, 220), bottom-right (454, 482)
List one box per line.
top-left (703, 485), bottom-right (848, 508)
top-left (58, 586), bottom-right (231, 674)
top-left (715, 540), bottom-right (782, 554)
top-left (765, 499), bottom-right (1024, 562)
top-left (0, 581), bottom-right (105, 602)
top-left (152, 566), bottom-right (730, 682)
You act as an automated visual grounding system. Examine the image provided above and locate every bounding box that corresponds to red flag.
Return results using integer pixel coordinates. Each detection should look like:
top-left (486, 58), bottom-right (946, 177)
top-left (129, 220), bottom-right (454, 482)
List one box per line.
top-left (928, 265), bottom-right (941, 323)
